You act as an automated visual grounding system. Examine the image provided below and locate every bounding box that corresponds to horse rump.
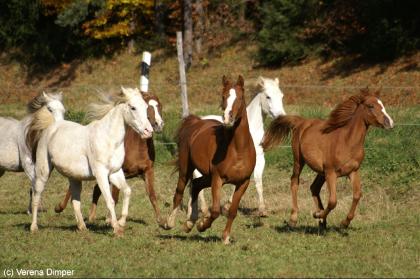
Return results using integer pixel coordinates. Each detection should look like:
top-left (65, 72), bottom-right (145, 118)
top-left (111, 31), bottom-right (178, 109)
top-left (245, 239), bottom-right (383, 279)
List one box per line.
top-left (261, 115), bottom-right (305, 151)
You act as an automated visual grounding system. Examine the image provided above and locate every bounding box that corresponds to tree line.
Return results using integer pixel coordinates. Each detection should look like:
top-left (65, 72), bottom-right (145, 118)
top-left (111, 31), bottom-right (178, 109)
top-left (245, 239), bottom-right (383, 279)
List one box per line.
top-left (0, 0), bottom-right (418, 69)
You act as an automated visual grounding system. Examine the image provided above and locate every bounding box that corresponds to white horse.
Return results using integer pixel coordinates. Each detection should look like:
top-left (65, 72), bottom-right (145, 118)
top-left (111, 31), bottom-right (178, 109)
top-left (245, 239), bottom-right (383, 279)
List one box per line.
top-left (0, 92), bottom-right (65, 214)
top-left (30, 87), bottom-right (153, 236)
top-left (191, 76), bottom-right (286, 217)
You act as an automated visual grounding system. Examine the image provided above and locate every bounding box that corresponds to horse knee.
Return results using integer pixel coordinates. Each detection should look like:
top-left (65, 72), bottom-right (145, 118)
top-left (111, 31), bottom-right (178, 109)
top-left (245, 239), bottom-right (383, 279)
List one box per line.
top-left (328, 199), bottom-right (337, 210)
top-left (211, 208), bottom-right (221, 219)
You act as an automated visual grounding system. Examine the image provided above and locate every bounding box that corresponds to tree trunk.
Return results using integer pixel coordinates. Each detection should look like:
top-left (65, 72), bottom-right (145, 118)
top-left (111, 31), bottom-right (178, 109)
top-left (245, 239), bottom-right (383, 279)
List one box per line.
top-left (183, 0), bottom-right (193, 70)
top-left (194, 0), bottom-right (204, 59)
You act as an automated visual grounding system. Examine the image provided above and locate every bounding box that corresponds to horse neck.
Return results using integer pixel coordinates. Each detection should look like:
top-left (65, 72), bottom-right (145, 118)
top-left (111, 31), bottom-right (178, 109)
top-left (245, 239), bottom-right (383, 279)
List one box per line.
top-left (94, 105), bottom-right (126, 148)
top-left (246, 93), bottom-right (264, 133)
top-left (343, 107), bottom-right (369, 148)
top-left (231, 102), bottom-right (252, 150)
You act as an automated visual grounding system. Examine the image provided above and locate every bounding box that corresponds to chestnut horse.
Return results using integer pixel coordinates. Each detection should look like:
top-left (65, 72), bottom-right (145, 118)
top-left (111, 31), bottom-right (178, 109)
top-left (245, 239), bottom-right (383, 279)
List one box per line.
top-left (161, 75), bottom-right (256, 244)
top-left (55, 94), bottom-right (164, 224)
top-left (262, 90), bottom-right (394, 229)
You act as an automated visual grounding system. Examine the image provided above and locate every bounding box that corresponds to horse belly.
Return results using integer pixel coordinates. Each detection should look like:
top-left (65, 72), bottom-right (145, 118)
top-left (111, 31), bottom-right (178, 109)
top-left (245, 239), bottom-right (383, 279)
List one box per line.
top-left (53, 156), bottom-right (94, 180)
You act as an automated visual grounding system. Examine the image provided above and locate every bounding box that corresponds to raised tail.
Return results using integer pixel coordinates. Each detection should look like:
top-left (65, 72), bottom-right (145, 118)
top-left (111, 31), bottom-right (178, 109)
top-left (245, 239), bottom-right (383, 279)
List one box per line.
top-left (261, 115), bottom-right (305, 151)
top-left (25, 106), bottom-right (56, 160)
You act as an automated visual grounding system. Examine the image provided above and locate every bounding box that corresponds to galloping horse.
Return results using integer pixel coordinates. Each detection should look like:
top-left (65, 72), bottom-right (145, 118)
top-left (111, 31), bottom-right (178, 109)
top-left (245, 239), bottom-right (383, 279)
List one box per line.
top-left (29, 87), bottom-right (153, 235)
top-left (262, 90), bottom-right (394, 228)
top-left (161, 75), bottom-right (256, 244)
top-left (54, 93), bottom-right (164, 224)
top-left (193, 77), bottom-right (286, 216)
top-left (0, 92), bottom-right (65, 214)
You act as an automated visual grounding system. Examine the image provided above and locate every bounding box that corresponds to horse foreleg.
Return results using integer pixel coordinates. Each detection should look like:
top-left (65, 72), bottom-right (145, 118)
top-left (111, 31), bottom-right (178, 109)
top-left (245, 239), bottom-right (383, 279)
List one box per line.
top-left (183, 175), bottom-right (211, 233)
top-left (310, 174), bottom-right (326, 218)
top-left (222, 179), bottom-right (250, 245)
top-left (55, 188), bottom-right (71, 213)
top-left (197, 175), bottom-right (222, 233)
top-left (69, 179), bottom-right (87, 231)
top-left (144, 167), bottom-right (162, 224)
top-left (289, 158), bottom-right (304, 227)
top-left (31, 153), bottom-right (51, 232)
top-left (317, 171), bottom-right (337, 229)
top-left (95, 168), bottom-right (122, 236)
top-left (109, 169), bottom-right (131, 227)
top-left (341, 170), bottom-right (361, 228)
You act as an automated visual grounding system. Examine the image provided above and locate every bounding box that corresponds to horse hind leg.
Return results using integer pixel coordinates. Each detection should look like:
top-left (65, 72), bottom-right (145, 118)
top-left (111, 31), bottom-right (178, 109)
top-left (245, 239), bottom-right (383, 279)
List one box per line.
top-left (69, 178), bottom-right (87, 231)
top-left (193, 169), bottom-right (209, 216)
top-left (317, 171), bottom-right (337, 229)
top-left (288, 157), bottom-right (305, 227)
top-left (253, 152), bottom-right (267, 217)
top-left (310, 174), bottom-right (326, 219)
top-left (55, 188), bottom-right (71, 213)
top-left (88, 184), bottom-right (101, 222)
top-left (144, 168), bottom-right (162, 225)
top-left (183, 175), bottom-right (211, 233)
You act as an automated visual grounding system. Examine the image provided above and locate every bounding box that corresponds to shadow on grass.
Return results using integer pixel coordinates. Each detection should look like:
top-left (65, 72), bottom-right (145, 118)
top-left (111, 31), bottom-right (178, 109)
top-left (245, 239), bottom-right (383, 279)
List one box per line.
top-left (274, 222), bottom-right (357, 237)
top-left (0, 209), bottom-right (28, 215)
top-left (158, 233), bottom-right (221, 243)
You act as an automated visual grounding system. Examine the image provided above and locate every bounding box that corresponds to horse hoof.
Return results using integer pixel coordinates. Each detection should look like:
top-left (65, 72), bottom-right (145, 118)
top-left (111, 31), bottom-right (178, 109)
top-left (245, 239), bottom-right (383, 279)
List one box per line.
top-left (196, 219), bottom-right (207, 232)
top-left (258, 207), bottom-right (268, 218)
top-left (181, 221), bottom-right (193, 233)
top-left (221, 203), bottom-right (231, 217)
top-left (288, 219), bottom-right (297, 228)
top-left (117, 219), bottom-right (126, 227)
top-left (113, 226), bottom-right (124, 237)
top-left (313, 211), bottom-right (322, 219)
top-left (30, 224), bottom-right (38, 233)
top-left (223, 236), bottom-right (231, 245)
top-left (340, 219), bottom-right (350, 229)
top-left (159, 221), bottom-right (173, 231)
top-left (318, 220), bottom-right (327, 230)
top-left (54, 204), bottom-right (64, 213)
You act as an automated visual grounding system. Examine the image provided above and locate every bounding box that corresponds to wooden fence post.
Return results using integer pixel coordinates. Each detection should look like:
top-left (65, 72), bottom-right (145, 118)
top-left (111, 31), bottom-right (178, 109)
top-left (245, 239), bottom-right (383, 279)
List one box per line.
top-left (176, 31), bottom-right (189, 118)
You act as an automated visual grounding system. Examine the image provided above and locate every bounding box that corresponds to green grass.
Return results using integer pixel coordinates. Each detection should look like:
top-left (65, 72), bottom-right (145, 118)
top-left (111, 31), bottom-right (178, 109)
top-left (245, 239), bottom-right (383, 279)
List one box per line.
top-left (0, 102), bottom-right (419, 277)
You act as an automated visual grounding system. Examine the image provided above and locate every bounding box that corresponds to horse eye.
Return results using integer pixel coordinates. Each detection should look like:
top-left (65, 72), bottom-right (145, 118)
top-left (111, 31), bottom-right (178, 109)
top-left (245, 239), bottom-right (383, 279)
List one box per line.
top-left (131, 106), bottom-right (136, 111)
top-left (266, 96), bottom-right (271, 100)
top-left (367, 104), bottom-right (374, 109)
top-left (47, 106), bottom-right (53, 112)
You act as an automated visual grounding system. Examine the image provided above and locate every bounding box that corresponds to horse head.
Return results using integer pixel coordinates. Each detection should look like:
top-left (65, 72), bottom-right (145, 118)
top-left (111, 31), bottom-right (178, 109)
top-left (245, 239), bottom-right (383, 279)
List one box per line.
top-left (362, 93), bottom-right (394, 129)
top-left (120, 86), bottom-right (153, 139)
top-left (221, 75), bottom-right (246, 127)
top-left (142, 92), bottom-right (164, 133)
top-left (257, 77), bottom-right (286, 118)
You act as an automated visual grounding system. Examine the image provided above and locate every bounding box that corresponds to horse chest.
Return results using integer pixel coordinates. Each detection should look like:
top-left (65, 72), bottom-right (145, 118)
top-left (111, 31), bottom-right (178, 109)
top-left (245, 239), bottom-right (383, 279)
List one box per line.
top-left (219, 149), bottom-right (256, 183)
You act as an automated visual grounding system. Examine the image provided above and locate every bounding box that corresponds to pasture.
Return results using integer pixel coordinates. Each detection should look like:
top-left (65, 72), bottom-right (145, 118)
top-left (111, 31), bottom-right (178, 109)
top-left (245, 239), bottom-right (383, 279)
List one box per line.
top-left (1, 95), bottom-right (419, 277)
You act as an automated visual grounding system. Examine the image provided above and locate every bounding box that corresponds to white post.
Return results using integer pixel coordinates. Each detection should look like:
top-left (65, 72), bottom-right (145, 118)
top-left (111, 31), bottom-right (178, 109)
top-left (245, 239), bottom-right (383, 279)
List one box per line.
top-left (176, 31), bottom-right (189, 118)
top-left (140, 51), bottom-right (151, 93)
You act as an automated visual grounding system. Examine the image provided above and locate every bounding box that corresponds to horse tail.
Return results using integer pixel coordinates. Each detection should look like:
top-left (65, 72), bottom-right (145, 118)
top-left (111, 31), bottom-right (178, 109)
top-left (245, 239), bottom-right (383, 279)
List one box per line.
top-left (261, 115), bottom-right (305, 151)
top-left (25, 106), bottom-right (55, 160)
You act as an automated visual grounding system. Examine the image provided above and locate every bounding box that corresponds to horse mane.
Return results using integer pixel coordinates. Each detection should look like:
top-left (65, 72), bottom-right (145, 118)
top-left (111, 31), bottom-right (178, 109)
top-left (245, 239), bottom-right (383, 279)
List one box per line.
top-left (86, 91), bottom-right (129, 122)
top-left (27, 92), bottom-right (62, 114)
top-left (323, 92), bottom-right (370, 133)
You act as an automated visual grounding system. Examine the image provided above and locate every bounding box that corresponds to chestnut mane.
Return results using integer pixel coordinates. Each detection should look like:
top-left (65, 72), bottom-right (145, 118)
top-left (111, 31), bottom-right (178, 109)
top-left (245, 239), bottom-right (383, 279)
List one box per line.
top-left (323, 92), bottom-right (370, 133)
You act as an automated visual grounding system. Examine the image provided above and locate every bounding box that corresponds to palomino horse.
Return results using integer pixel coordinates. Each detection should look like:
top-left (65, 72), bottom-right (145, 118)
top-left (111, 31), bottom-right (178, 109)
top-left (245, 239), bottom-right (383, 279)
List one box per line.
top-left (0, 92), bottom-right (65, 214)
top-left (161, 75), bottom-right (256, 244)
top-left (30, 87), bottom-right (153, 235)
top-left (54, 93), bottom-right (164, 224)
top-left (193, 76), bottom-right (286, 216)
top-left (262, 90), bottom-right (394, 228)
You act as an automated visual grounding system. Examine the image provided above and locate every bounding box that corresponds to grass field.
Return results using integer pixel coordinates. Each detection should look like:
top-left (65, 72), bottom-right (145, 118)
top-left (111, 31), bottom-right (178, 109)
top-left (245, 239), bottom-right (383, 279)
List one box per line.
top-left (0, 44), bottom-right (419, 277)
top-left (1, 100), bottom-right (419, 277)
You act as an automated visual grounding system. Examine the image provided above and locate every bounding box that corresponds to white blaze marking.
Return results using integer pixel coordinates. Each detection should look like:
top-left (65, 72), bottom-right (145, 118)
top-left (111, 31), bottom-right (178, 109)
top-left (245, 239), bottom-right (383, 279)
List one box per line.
top-left (224, 89), bottom-right (237, 123)
top-left (377, 99), bottom-right (394, 127)
top-left (148, 100), bottom-right (163, 127)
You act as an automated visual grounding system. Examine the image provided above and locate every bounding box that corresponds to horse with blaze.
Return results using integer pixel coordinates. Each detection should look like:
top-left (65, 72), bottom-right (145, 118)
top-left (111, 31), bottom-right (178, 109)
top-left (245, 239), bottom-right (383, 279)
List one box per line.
top-left (262, 90), bottom-right (394, 228)
top-left (161, 75), bottom-right (256, 244)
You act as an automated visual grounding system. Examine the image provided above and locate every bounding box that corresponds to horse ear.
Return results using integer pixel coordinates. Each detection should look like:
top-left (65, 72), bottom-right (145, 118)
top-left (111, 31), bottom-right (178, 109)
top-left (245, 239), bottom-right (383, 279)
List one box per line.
top-left (275, 78), bottom-right (279, 86)
top-left (256, 76), bottom-right (264, 88)
top-left (57, 91), bottom-right (63, 100)
top-left (237, 75), bottom-right (244, 88)
top-left (374, 87), bottom-right (381, 97)
top-left (42, 91), bottom-right (49, 99)
top-left (222, 75), bottom-right (230, 87)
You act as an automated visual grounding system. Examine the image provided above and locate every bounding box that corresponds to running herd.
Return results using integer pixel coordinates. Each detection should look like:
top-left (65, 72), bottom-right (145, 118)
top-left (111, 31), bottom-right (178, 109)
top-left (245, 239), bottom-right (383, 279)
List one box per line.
top-left (0, 75), bottom-right (394, 244)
